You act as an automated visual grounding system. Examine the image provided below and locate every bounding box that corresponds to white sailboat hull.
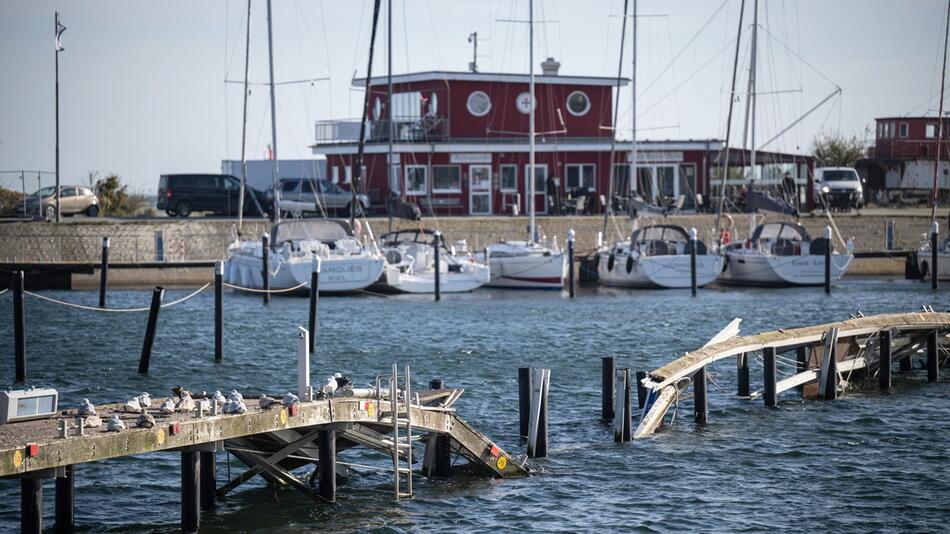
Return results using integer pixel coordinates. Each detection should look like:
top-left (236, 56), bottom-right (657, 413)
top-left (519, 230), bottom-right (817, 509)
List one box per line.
top-left (224, 252), bottom-right (385, 293)
top-left (597, 252), bottom-right (722, 289)
top-left (721, 251), bottom-right (851, 286)
top-left (917, 247), bottom-right (950, 280)
top-left (483, 253), bottom-right (566, 289)
top-left (376, 263), bottom-right (490, 294)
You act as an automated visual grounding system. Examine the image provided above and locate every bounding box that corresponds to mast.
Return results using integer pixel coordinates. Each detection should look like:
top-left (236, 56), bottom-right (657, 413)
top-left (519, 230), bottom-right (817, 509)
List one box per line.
top-left (54, 12), bottom-right (63, 223)
top-left (387, 0), bottom-right (394, 197)
top-left (353, 0), bottom-right (383, 228)
top-left (601, 0), bottom-right (630, 239)
top-left (748, 0), bottom-right (758, 189)
top-left (932, 0), bottom-right (950, 223)
top-left (629, 0), bottom-right (637, 212)
top-left (237, 0), bottom-right (252, 235)
top-left (714, 0), bottom-right (746, 245)
top-left (265, 0), bottom-right (281, 225)
top-left (528, 0), bottom-right (536, 242)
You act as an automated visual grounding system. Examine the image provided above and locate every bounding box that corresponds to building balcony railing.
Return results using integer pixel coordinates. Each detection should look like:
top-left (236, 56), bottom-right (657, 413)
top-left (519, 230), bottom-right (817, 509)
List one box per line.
top-left (314, 116), bottom-right (450, 144)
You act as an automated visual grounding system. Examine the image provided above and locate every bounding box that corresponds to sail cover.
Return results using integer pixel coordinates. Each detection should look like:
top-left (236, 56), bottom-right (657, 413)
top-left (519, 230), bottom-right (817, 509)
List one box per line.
top-left (271, 219), bottom-right (353, 245)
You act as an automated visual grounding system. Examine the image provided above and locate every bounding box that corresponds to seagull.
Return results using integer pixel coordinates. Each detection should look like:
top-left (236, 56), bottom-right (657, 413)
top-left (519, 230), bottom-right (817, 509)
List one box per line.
top-left (171, 386), bottom-right (192, 398)
top-left (124, 398), bottom-right (142, 413)
top-left (223, 398), bottom-right (247, 414)
top-left (176, 392), bottom-right (196, 413)
top-left (159, 398), bottom-right (176, 414)
top-left (136, 413), bottom-right (156, 428)
top-left (323, 376), bottom-right (338, 395)
top-left (259, 395), bottom-right (280, 409)
top-left (229, 389), bottom-right (244, 402)
top-left (78, 398), bottom-right (96, 416)
top-left (83, 414), bottom-right (102, 428)
top-left (282, 392), bottom-right (300, 407)
top-left (212, 391), bottom-right (227, 405)
top-left (107, 414), bottom-right (126, 431)
top-left (138, 392), bottom-right (152, 409)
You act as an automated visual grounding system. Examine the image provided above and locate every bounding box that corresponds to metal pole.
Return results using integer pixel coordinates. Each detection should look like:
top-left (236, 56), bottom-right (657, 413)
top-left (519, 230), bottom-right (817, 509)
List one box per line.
top-left (98, 237), bottom-right (109, 308)
top-left (55, 465), bottom-right (74, 534)
top-left (21, 478), bottom-right (42, 534)
top-left (55, 12), bottom-right (62, 223)
top-left (824, 225), bottom-right (832, 294)
top-left (318, 430), bottom-right (336, 502)
top-left (567, 229), bottom-right (575, 297)
top-left (694, 367), bottom-right (708, 425)
top-left (214, 261), bottom-right (223, 362)
top-left (237, 0), bottom-right (252, 234)
top-left (601, 356), bottom-right (615, 421)
top-left (261, 233), bottom-right (270, 305)
top-left (309, 258), bottom-right (321, 354)
top-left (879, 329), bottom-right (892, 391)
top-left (137, 287), bottom-right (164, 374)
top-left (265, 0), bottom-right (281, 225)
top-left (387, 0), bottom-right (394, 197)
top-left (181, 450), bottom-right (200, 534)
top-left (14, 271), bottom-right (26, 383)
top-left (931, 221), bottom-right (939, 290)
top-left (737, 353), bottom-right (750, 397)
top-left (199, 451), bottom-right (216, 511)
top-left (689, 227), bottom-right (697, 296)
top-left (763, 347), bottom-right (777, 407)
top-left (433, 231), bottom-right (442, 301)
top-left (528, 0), bottom-right (536, 242)
top-left (298, 327), bottom-right (311, 401)
top-left (518, 367), bottom-right (530, 440)
top-left (928, 330), bottom-right (939, 382)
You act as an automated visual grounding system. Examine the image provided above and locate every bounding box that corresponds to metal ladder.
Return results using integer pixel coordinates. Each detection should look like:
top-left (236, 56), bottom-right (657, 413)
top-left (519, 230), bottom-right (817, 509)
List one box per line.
top-left (376, 363), bottom-right (414, 499)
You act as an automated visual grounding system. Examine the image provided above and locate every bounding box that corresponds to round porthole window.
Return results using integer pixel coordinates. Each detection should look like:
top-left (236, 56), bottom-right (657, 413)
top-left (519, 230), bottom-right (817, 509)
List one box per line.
top-left (467, 91), bottom-right (491, 117)
top-left (516, 92), bottom-right (536, 114)
top-left (566, 91), bottom-right (590, 116)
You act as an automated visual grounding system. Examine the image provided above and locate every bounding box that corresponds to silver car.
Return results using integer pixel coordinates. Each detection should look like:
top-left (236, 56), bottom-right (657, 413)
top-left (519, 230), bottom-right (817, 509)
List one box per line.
top-left (274, 177), bottom-right (370, 216)
top-left (16, 185), bottom-right (100, 219)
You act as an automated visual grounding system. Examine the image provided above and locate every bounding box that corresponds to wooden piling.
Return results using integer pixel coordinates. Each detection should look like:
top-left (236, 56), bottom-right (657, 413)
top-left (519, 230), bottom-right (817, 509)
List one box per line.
top-left (567, 229), bottom-right (575, 298)
top-left (737, 353), bottom-right (750, 397)
top-left (879, 329), bottom-right (892, 391)
top-left (763, 347), bottom-right (777, 407)
top-left (214, 262), bottom-right (223, 362)
top-left (931, 222), bottom-right (939, 290)
top-left (694, 367), bottom-right (708, 425)
top-left (689, 227), bottom-right (698, 297)
top-left (14, 270), bottom-right (26, 383)
top-left (635, 370), bottom-right (647, 410)
top-left (318, 430), bottom-right (336, 502)
top-left (824, 225), bottom-right (832, 295)
top-left (181, 450), bottom-right (200, 534)
top-left (518, 367), bottom-right (530, 440)
top-left (55, 465), bottom-right (74, 534)
top-left (601, 357), bottom-right (615, 421)
top-left (433, 231), bottom-right (442, 302)
top-left (819, 328), bottom-right (839, 400)
top-left (21, 477), bottom-right (42, 534)
top-left (199, 452), bottom-right (216, 511)
top-left (261, 233), bottom-right (270, 305)
top-left (927, 330), bottom-right (939, 382)
top-left (527, 368), bottom-right (549, 458)
top-left (308, 259), bottom-right (321, 354)
top-left (98, 237), bottom-right (109, 308)
top-left (137, 287), bottom-right (164, 375)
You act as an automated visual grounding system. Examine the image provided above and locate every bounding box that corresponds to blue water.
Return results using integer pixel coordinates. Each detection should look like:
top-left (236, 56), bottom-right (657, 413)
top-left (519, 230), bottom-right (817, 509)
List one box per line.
top-left (0, 280), bottom-right (947, 533)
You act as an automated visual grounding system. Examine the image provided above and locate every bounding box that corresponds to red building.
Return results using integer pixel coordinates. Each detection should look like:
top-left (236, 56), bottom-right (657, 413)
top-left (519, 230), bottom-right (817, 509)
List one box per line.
top-left (861, 116), bottom-right (950, 198)
top-left (311, 61), bottom-right (814, 215)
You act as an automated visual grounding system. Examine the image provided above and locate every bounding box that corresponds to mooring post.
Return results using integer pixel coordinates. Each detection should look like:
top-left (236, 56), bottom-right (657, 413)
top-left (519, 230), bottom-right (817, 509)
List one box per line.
top-left (214, 261), bottom-right (223, 362)
top-left (54, 465), bottom-right (74, 534)
top-left (55, 465), bottom-right (75, 534)
top-left (181, 450), bottom-right (200, 534)
top-left (14, 270), bottom-right (26, 383)
top-left (137, 286), bottom-right (164, 375)
top-left (318, 430), bottom-right (336, 502)
top-left (931, 221), bottom-right (939, 290)
top-left (614, 368), bottom-right (631, 442)
top-left (527, 368), bottom-right (549, 458)
top-left (819, 327), bottom-right (839, 400)
top-left (298, 327), bottom-right (311, 401)
top-left (737, 353), bottom-right (750, 397)
top-left (21, 477), bottom-right (42, 534)
top-left (694, 366), bottom-right (708, 424)
top-left (824, 225), bottom-right (832, 295)
top-left (635, 370), bottom-right (647, 410)
top-left (567, 229), bottom-right (576, 298)
top-left (98, 237), bottom-right (110, 308)
top-left (261, 233), bottom-right (270, 305)
top-left (199, 451), bottom-right (216, 511)
top-left (763, 347), bottom-right (777, 407)
top-left (433, 230), bottom-right (442, 302)
top-left (927, 330), bottom-right (939, 382)
top-left (308, 258), bottom-right (321, 354)
top-left (689, 227), bottom-right (698, 297)
top-left (426, 379), bottom-right (452, 477)
top-left (879, 329), bottom-right (892, 391)
top-left (518, 367), bottom-right (530, 440)
top-left (601, 356), bottom-right (615, 421)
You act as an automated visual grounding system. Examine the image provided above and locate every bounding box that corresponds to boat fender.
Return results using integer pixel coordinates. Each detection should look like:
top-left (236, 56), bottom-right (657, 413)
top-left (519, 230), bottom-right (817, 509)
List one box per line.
top-left (626, 255), bottom-right (634, 273)
top-left (607, 253), bottom-right (615, 271)
top-left (593, 253), bottom-right (600, 271)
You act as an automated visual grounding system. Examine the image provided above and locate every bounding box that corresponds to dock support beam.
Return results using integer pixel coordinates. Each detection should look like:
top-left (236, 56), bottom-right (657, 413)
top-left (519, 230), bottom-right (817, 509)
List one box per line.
top-left (819, 327), bottom-right (839, 400)
top-left (55, 465), bottom-right (75, 533)
top-left (98, 237), bottom-right (109, 308)
top-left (14, 270), bottom-right (26, 383)
top-left (635, 370), bottom-right (647, 410)
top-left (737, 353), bottom-right (750, 397)
top-left (796, 346), bottom-right (808, 394)
top-left (763, 347), bottom-right (777, 407)
top-left (567, 229), bottom-right (575, 298)
top-left (927, 330), bottom-right (939, 382)
top-left (137, 286), bottom-right (164, 375)
top-left (262, 233), bottom-right (270, 305)
top-left (694, 367), bottom-right (708, 424)
top-left (518, 367), bottom-right (530, 440)
top-left (318, 430), bottom-right (336, 502)
top-left (824, 225), bottom-right (832, 294)
top-left (21, 477), bottom-right (42, 534)
top-left (614, 368), bottom-right (632, 442)
top-left (879, 329), bottom-right (892, 391)
top-left (433, 231), bottom-right (442, 302)
top-left (181, 450), bottom-right (200, 534)
top-left (601, 357), bottom-right (615, 421)
top-left (689, 227), bottom-right (698, 297)
top-left (423, 379), bottom-right (452, 477)
top-left (308, 258), bottom-right (321, 354)
top-left (214, 261), bottom-right (223, 362)
top-left (199, 452), bottom-right (216, 511)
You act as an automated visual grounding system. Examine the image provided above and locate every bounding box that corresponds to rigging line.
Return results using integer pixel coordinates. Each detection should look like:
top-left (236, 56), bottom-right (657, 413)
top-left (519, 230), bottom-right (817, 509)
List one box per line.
top-left (223, 280), bottom-right (309, 293)
top-left (663, 16), bottom-right (681, 137)
top-left (756, 88), bottom-right (841, 151)
top-left (715, 0), bottom-right (746, 248)
top-left (24, 283), bottom-right (210, 313)
top-left (352, 0), bottom-right (383, 228)
top-left (601, 0), bottom-right (629, 242)
top-left (932, 0), bottom-right (950, 224)
top-left (318, 0), bottom-right (333, 115)
top-left (754, 24), bottom-right (839, 90)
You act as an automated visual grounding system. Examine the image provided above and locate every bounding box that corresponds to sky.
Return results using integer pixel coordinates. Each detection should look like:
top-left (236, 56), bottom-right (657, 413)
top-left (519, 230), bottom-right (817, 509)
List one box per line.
top-left (0, 0), bottom-right (946, 194)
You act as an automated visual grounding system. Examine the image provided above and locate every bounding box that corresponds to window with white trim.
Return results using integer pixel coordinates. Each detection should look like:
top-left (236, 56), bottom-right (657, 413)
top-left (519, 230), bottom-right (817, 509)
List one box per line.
top-left (566, 91), bottom-right (591, 116)
top-left (432, 165), bottom-right (461, 193)
top-left (344, 166), bottom-right (352, 184)
top-left (331, 166), bottom-right (340, 184)
top-left (927, 123), bottom-right (937, 138)
top-left (467, 91), bottom-right (491, 117)
top-left (405, 165), bottom-right (427, 195)
top-left (899, 122), bottom-right (909, 138)
top-left (566, 164), bottom-right (596, 190)
top-left (500, 165), bottom-right (518, 191)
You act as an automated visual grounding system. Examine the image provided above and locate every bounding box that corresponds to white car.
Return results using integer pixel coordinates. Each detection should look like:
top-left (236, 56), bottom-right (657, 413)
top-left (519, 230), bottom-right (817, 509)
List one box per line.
top-left (813, 167), bottom-right (864, 212)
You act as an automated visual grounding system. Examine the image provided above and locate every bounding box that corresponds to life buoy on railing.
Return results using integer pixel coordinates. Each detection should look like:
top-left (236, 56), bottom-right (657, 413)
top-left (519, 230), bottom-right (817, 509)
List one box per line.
top-left (626, 255), bottom-right (634, 273)
top-left (719, 228), bottom-right (732, 244)
top-left (607, 253), bottom-right (616, 272)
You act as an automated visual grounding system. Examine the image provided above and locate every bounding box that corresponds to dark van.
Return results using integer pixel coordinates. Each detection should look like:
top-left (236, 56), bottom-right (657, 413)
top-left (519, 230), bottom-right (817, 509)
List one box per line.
top-left (157, 174), bottom-right (268, 217)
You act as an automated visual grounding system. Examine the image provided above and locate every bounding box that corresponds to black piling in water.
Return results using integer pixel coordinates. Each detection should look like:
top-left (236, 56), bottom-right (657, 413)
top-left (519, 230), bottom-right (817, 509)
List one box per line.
top-left (601, 357), bottom-right (615, 421)
top-left (694, 366), bottom-right (708, 425)
top-left (137, 287), bottom-right (164, 375)
top-left (689, 227), bottom-right (698, 297)
top-left (214, 262), bottom-right (223, 362)
top-left (429, 378), bottom-right (444, 390)
top-left (635, 370), bottom-right (647, 410)
top-left (932, 222), bottom-right (939, 290)
top-left (21, 477), bottom-right (42, 534)
top-left (824, 226), bottom-right (832, 295)
top-left (822, 344), bottom-right (838, 400)
top-left (181, 450), bottom-right (200, 534)
top-left (614, 368), bottom-right (632, 443)
top-left (533, 370), bottom-right (549, 458)
top-left (899, 348), bottom-right (914, 372)
top-left (98, 237), bottom-right (109, 308)
top-left (928, 330), bottom-right (939, 382)
top-left (55, 465), bottom-right (74, 534)
top-left (261, 233), bottom-right (270, 305)
top-left (796, 346), bottom-right (808, 394)
top-left (428, 379), bottom-right (451, 476)
top-left (518, 367), bottom-right (530, 440)
top-left (567, 229), bottom-right (576, 298)
top-left (14, 270), bottom-right (26, 383)
top-left (434, 231), bottom-right (442, 302)
top-left (879, 329), bottom-right (892, 391)
top-left (763, 347), bottom-right (777, 407)
top-left (318, 430), bottom-right (336, 502)
top-left (737, 353), bottom-right (750, 397)
top-left (199, 451), bottom-right (216, 511)
top-left (308, 262), bottom-right (320, 354)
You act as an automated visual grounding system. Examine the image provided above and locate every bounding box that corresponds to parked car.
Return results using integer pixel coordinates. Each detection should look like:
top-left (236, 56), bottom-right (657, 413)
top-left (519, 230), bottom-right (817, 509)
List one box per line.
top-left (15, 185), bottom-right (100, 219)
top-left (813, 166), bottom-right (864, 212)
top-left (272, 177), bottom-right (370, 217)
top-left (157, 174), bottom-right (268, 217)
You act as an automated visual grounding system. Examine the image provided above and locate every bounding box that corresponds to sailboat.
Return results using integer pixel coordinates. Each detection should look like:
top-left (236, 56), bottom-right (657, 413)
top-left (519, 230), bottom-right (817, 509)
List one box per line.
top-left (482, 0), bottom-right (567, 290)
top-left (223, 0), bottom-right (385, 294)
top-left (373, 229), bottom-right (490, 293)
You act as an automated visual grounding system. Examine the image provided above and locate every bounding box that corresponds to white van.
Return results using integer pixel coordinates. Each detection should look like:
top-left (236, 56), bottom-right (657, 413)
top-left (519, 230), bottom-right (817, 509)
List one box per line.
top-left (813, 167), bottom-right (864, 211)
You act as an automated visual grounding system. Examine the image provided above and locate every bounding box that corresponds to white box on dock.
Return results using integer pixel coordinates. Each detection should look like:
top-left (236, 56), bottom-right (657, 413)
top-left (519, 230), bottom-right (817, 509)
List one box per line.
top-left (0, 387), bottom-right (59, 424)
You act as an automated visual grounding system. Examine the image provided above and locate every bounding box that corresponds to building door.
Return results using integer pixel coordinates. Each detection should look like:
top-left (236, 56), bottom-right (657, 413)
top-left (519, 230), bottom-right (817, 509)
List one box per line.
top-left (525, 164), bottom-right (548, 215)
top-left (469, 165), bottom-right (492, 215)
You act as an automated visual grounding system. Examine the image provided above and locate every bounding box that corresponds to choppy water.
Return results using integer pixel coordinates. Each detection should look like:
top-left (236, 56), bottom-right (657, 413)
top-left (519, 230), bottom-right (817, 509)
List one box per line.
top-left (0, 280), bottom-right (947, 533)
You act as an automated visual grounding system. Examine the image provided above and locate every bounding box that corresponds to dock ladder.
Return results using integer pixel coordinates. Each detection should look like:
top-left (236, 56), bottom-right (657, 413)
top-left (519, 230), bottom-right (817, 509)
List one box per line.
top-left (376, 363), bottom-right (414, 499)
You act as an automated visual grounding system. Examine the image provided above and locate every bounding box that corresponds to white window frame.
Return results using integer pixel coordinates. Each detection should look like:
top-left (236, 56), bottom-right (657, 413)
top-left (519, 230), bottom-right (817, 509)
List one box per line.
top-left (431, 165), bottom-right (462, 193)
top-left (331, 166), bottom-right (340, 184)
top-left (524, 164), bottom-right (548, 214)
top-left (899, 122), bottom-right (909, 138)
top-left (466, 91), bottom-right (492, 117)
top-left (565, 91), bottom-right (591, 116)
top-left (405, 165), bottom-right (428, 196)
top-left (499, 164), bottom-right (518, 192)
top-left (469, 164), bottom-right (492, 215)
top-left (390, 164), bottom-right (401, 194)
top-left (926, 123), bottom-right (937, 139)
top-left (565, 163), bottom-right (596, 191)
top-left (344, 166), bottom-right (352, 184)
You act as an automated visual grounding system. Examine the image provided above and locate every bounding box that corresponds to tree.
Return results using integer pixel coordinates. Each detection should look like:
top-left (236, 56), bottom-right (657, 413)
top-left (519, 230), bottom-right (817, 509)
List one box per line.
top-left (811, 130), bottom-right (868, 168)
top-left (89, 172), bottom-right (154, 217)
top-left (0, 187), bottom-right (24, 215)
